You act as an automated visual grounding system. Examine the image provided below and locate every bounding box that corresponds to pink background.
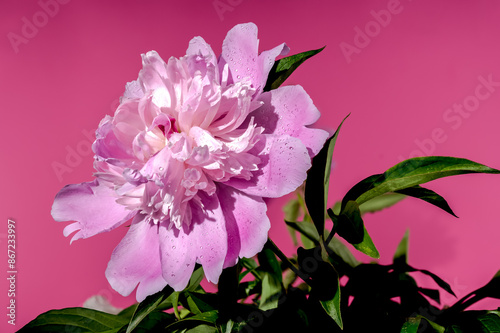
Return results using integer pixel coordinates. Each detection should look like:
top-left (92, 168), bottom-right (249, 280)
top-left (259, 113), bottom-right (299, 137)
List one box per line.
top-left (2, 0), bottom-right (500, 331)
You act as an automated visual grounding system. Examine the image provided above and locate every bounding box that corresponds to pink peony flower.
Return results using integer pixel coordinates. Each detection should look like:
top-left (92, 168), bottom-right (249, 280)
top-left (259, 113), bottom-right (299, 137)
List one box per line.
top-left (52, 23), bottom-right (328, 301)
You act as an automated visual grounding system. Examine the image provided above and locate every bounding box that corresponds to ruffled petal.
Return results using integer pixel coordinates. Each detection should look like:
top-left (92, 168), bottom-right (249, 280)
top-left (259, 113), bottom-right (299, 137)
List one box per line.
top-left (254, 85), bottom-right (329, 157)
top-left (105, 215), bottom-right (167, 302)
top-left (51, 180), bottom-right (136, 242)
top-left (217, 184), bottom-right (269, 266)
top-left (225, 135), bottom-right (311, 198)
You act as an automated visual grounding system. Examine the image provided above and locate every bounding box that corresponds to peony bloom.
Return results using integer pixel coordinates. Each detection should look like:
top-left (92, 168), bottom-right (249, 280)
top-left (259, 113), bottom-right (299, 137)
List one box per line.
top-left (52, 23), bottom-right (328, 301)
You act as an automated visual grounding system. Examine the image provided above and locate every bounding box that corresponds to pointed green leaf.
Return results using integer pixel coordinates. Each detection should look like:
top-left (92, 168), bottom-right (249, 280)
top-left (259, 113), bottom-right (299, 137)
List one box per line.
top-left (185, 266), bottom-right (205, 292)
top-left (18, 307), bottom-right (129, 333)
top-left (305, 115), bottom-right (348, 239)
top-left (417, 269), bottom-right (456, 297)
top-left (332, 193), bottom-right (406, 215)
top-left (126, 285), bottom-right (174, 333)
top-left (319, 276), bottom-right (343, 330)
top-left (342, 157), bottom-right (500, 208)
top-left (396, 185), bottom-right (457, 217)
top-left (264, 47), bottom-right (325, 91)
top-left (351, 225), bottom-right (380, 259)
top-left (394, 229), bottom-right (410, 265)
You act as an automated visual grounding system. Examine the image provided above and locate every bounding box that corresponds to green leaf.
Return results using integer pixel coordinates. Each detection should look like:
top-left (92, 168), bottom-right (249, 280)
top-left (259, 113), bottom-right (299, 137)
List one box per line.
top-left (18, 307), bottom-right (129, 333)
top-left (258, 247), bottom-right (283, 284)
top-left (396, 185), bottom-right (457, 217)
top-left (319, 275), bottom-right (343, 330)
top-left (184, 292), bottom-right (216, 315)
top-left (126, 285), bottom-right (174, 333)
top-left (329, 204), bottom-right (380, 259)
top-left (331, 192), bottom-right (406, 215)
top-left (165, 311), bottom-right (219, 332)
top-left (401, 316), bottom-right (445, 333)
top-left (259, 272), bottom-right (282, 311)
top-left (129, 312), bottom-right (174, 333)
top-left (400, 317), bottom-right (422, 333)
top-left (305, 115), bottom-right (348, 239)
top-left (185, 266), bottom-right (205, 292)
top-left (264, 47), bottom-right (325, 91)
top-left (335, 200), bottom-right (364, 244)
top-left (394, 229), bottom-right (410, 265)
top-left (283, 198), bottom-right (301, 245)
top-left (286, 220), bottom-right (359, 267)
top-left (351, 225), bottom-right (380, 259)
top-left (478, 313), bottom-right (500, 332)
top-left (342, 156), bottom-right (500, 208)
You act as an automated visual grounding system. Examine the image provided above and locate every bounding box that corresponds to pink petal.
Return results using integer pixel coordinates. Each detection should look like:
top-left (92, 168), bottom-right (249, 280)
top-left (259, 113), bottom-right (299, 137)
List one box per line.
top-left (186, 36), bottom-right (218, 69)
top-left (217, 184), bottom-right (270, 266)
top-left (255, 85), bottom-right (329, 157)
top-left (138, 51), bottom-right (168, 92)
top-left (221, 23), bottom-right (288, 95)
top-left (51, 180), bottom-right (136, 242)
top-left (158, 192), bottom-right (227, 289)
top-left (225, 134), bottom-right (312, 198)
top-left (105, 215), bottom-right (168, 302)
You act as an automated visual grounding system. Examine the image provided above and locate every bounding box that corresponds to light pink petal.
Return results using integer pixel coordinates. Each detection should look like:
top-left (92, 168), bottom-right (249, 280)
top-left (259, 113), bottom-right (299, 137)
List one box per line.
top-left (105, 215), bottom-right (168, 302)
top-left (158, 192), bottom-right (228, 289)
top-left (225, 135), bottom-right (311, 198)
top-left (254, 85), bottom-right (329, 156)
top-left (217, 184), bottom-right (270, 267)
top-left (186, 36), bottom-right (218, 70)
top-left (138, 51), bottom-right (168, 92)
top-left (51, 180), bottom-right (136, 242)
top-left (222, 23), bottom-right (258, 85)
top-left (222, 23), bottom-right (288, 96)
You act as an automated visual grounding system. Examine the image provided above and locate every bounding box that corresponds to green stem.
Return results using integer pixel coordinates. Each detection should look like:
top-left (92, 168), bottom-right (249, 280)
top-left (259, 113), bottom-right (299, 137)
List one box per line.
top-left (266, 238), bottom-right (311, 284)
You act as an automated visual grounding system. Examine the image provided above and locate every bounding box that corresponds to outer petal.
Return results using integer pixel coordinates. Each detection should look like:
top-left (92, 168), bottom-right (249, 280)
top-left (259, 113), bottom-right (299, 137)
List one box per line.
top-left (51, 180), bottom-right (136, 242)
top-left (225, 134), bottom-right (311, 198)
top-left (221, 23), bottom-right (288, 95)
top-left (105, 215), bottom-right (168, 302)
top-left (217, 184), bottom-right (270, 266)
top-left (254, 85), bottom-right (329, 157)
top-left (158, 191), bottom-right (228, 289)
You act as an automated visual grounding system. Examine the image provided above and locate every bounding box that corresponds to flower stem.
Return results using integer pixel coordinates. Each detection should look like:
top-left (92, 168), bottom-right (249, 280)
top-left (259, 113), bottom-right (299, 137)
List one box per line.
top-left (266, 238), bottom-right (311, 284)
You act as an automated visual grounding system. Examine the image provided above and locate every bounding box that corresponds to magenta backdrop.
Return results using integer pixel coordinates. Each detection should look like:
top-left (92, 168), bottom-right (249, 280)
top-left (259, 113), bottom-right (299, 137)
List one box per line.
top-left (2, 0), bottom-right (500, 331)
